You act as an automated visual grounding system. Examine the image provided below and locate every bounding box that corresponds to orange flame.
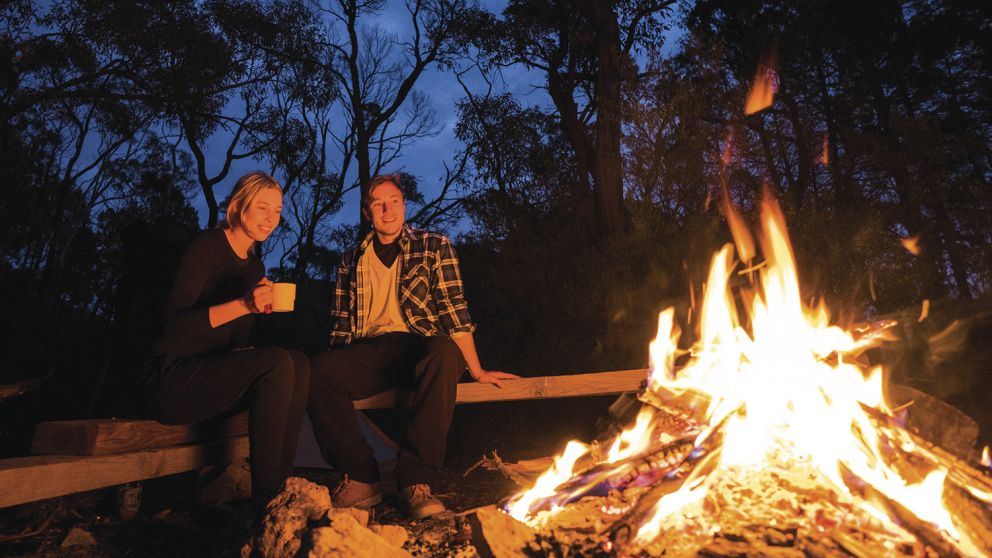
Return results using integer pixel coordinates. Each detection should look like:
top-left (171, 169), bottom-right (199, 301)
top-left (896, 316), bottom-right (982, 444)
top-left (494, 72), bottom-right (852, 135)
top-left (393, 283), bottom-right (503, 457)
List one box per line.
top-left (901, 235), bottom-right (921, 255)
top-left (982, 447), bottom-right (990, 468)
top-left (507, 195), bottom-right (984, 555)
top-left (744, 66), bottom-right (776, 115)
top-left (918, 299), bottom-right (930, 322)
top-left (722, 195), bottom-right (754, 265)
top-left (819, 134), bottom-right (829, 166)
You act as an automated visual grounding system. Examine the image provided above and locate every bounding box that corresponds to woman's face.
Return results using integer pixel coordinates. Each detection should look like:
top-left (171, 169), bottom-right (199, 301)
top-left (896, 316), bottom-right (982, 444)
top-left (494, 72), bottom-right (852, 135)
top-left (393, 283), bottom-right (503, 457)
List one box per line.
top-left (240, 187), bottom-right (282, 242)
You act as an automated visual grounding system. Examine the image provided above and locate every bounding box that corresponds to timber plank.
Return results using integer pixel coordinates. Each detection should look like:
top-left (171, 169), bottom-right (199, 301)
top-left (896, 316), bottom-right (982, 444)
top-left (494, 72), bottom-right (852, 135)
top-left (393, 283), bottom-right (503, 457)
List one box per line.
top-left (0, 437), bottom-right (248, 508)
top-left (31, 413), bottom-right (249, 456)
top-left (353, 369), bottom-right (648, 410)
top-left (0, 378), bottom-right (43, 401)
top-left (31, 371), bottom-right (648, 455)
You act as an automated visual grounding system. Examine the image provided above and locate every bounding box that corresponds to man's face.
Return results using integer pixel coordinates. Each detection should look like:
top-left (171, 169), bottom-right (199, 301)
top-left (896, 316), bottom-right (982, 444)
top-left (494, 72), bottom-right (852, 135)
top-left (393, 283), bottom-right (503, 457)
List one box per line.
top-left (367, 181), bottom-right (405, 242)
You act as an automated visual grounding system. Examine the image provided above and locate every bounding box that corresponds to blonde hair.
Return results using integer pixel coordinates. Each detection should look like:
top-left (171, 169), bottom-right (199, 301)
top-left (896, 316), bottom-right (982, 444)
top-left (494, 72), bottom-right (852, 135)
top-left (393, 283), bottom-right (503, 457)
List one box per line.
top-left (224, 171), bottom-right (282, 230)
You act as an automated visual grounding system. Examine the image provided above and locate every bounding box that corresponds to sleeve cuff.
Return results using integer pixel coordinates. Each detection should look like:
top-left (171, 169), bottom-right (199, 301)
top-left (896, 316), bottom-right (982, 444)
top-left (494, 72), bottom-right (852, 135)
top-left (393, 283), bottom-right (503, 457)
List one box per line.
top-left (446, 323), bottom-right (476, 337)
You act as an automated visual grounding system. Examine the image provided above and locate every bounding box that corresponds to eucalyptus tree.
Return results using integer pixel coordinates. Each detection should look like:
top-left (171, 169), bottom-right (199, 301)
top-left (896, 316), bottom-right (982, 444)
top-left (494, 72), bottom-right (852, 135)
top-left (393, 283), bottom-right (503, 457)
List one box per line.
top-left (316, 0), bottom-right (482, 231)
top-left (1, 0), bottom-right (156, 305)
top-left (685, 0), bottom-right (992, 304)
top-left (469, 0), bottom-right (675, 235)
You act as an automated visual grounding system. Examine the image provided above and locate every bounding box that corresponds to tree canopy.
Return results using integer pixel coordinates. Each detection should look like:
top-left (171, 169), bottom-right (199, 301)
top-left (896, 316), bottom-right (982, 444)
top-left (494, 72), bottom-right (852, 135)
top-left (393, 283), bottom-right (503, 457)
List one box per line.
top-left (2, 0), bottom-right (990, 439)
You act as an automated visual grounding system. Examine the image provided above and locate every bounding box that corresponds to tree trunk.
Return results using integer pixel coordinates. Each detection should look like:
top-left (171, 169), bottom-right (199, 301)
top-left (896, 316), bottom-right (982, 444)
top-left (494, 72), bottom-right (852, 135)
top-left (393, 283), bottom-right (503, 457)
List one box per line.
top-left (547, 69), bottom-right (594, 199)
top-left (356, 126), bottom-right (372, 237)
top-left (590, 0), bottom-right (626, 235)
top-left (780, 94), bottom-right (812, 209)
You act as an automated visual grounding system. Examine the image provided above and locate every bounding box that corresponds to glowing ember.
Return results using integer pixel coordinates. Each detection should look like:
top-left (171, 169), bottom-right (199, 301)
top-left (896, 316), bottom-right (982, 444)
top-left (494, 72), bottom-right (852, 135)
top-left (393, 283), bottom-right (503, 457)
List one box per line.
top-left (919, 299), bottom-right (930, 322)
top-left (819, 134), bottom-right (829, 165)
top-left (720, 130), bottom-right (735, 167)
top-left (901, 235), bottom-right (921, 255)
top-left (983, 447), bottom-right (990, 469)
top-left (505, 194), bottom-right (989, 556)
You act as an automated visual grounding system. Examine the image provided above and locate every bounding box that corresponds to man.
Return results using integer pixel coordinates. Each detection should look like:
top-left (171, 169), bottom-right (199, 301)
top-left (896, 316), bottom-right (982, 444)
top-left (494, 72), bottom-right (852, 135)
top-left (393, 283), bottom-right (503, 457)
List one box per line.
top-left (308, 174), bottom-right (518, 519)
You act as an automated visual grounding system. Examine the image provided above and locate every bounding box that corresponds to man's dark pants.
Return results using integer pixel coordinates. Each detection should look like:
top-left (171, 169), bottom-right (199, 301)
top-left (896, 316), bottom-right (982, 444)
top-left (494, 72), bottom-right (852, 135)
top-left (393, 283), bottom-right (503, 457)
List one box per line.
top-left (308, 332), bottom-right (466, 488)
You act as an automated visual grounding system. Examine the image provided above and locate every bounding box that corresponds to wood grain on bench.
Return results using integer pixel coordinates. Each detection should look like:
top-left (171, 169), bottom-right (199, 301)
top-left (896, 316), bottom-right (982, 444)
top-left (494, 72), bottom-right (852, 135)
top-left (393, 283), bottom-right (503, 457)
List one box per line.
top-left (0, 437), bottom-right (248, 508)
top-left (31, 370), bottom-right (649, 457)
top-left (354, 368), bottom-right (648, 409)
top-left (31, 414), bottom-right (250, 456)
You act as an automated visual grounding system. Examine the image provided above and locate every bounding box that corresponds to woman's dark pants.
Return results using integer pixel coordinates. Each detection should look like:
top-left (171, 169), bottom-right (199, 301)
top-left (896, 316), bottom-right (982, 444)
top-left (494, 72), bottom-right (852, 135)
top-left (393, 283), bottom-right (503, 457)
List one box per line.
top-left (138, 347), bottom-right (310, 502)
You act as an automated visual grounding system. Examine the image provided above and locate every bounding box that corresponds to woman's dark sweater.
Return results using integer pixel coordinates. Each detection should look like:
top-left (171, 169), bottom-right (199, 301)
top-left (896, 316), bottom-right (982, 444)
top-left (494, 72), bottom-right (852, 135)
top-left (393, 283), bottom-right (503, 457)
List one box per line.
top-left (153, 228), bottom-right (264, 358)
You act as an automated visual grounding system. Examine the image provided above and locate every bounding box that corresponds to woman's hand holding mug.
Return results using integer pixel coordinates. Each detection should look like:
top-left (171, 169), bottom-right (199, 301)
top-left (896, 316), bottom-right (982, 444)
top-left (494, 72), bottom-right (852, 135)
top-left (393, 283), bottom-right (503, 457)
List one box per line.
top-left (245, 278), bottom-right (275, 314)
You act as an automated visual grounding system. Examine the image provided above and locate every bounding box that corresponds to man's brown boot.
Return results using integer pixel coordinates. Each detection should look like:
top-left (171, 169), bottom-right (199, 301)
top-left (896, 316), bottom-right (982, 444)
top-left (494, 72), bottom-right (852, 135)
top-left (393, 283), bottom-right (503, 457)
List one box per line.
top-left (331, 476), bottom-right (382, 509)
top-left (398, 484), bottom-right (445, 519)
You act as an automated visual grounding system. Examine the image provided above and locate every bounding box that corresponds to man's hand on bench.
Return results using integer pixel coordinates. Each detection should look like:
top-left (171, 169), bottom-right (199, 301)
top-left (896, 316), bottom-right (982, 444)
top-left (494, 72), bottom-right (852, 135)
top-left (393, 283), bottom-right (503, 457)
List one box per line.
top-left (469, 370), bottom-right (521, 389)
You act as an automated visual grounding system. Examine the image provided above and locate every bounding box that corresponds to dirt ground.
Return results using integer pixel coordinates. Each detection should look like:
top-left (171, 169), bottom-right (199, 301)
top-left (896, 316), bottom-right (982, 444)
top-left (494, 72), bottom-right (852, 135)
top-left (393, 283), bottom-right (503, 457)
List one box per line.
top-left (0, 397), bottom-right (617, 558)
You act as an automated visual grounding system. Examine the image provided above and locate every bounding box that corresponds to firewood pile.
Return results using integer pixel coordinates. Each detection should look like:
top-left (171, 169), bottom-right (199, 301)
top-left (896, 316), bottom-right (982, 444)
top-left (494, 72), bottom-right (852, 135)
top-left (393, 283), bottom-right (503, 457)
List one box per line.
top-left (463, 390), bottom-right (992, 558)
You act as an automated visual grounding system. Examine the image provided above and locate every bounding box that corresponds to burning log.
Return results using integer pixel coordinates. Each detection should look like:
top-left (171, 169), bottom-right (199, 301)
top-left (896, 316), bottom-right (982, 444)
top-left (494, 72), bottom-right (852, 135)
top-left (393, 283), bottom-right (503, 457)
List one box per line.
top-left (942, 481), bottom-right (992, 556)
top-left (536, 435), bottom-right (697, 505)
top-left (885, 383), bottom-right (980, 461)
top-left (862, 406), bottom-right (992, 503)
top-left (638, 385), bottom-right (711, 425)
top-left (839, 463), bottom-right (963, 558)
top-left (826, 530), bottom-right (880, 558)
top-left (604, 470), bottom-right (694, 551)
top-left (605, 412), bottom-right (732, 553)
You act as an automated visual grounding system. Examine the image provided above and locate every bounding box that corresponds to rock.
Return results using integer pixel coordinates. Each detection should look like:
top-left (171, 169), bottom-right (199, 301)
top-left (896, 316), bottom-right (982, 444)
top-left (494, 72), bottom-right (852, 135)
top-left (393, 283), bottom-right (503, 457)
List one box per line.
top-left (306, 512), bottom-right (413, 558)
top-left (370, 524), bottom-right (409, 548)
top-left (241, 477), bottom-right (332, 558)
top-left (149, 508), bottom-right (195, 529)
top-left (468, 505), bottom-right (537, 558)
top-left (242, 478), bottom-right (412, 558)
top-left (198, 457), bottom-right (252, 506)
top-left (333, 506), bottom-right (369, 528)
top-left (266, 477), bottom-right (332, 517)
top-left (61, 526), bottom-right (97, 547)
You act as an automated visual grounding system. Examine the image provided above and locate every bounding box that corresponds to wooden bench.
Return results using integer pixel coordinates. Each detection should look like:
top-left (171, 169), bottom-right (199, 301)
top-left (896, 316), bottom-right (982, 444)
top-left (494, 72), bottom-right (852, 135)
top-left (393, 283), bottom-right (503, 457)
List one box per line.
top-left (0, 370), bottom-right (647, 509)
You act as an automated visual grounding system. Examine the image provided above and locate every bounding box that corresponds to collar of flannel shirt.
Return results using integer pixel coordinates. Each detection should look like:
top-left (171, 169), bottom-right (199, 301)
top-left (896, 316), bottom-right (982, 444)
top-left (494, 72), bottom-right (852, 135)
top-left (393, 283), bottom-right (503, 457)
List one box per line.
top-left (347, 224), bottom-right (474, 340)
top-left (357, 224), bottom-right (414, 255)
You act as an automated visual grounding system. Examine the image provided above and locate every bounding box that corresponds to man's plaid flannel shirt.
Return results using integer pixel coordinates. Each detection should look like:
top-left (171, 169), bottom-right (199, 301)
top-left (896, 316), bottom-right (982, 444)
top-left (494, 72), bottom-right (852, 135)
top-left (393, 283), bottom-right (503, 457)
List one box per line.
top-left (329, 225), bottom-right (476, 346)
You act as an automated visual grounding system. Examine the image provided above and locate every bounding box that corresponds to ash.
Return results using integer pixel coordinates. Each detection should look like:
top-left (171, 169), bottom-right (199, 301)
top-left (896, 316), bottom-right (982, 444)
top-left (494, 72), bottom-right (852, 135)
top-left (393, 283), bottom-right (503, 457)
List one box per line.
top-left (532, 460), bottom-right (927, 558)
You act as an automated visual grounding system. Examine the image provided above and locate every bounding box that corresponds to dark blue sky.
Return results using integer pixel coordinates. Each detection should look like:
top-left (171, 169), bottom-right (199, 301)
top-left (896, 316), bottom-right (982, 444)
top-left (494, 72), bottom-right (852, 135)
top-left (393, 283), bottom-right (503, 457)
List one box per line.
top-left (200, 1), bottom-right (543, 239)
top-left (198, 0), bottom-right (683, 252)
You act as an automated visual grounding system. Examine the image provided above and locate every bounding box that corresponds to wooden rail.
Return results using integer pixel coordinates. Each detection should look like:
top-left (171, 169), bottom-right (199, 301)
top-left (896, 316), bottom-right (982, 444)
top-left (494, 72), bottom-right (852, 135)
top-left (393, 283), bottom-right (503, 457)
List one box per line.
top-left (7, 369), bottom-right (649, 509)
top-left (354, 368), bottom-right (648, 409)
top-left (0, 437), bottom-right (248, 508)
top-left (0, 378), bottom-right (44, 402)
top-left (31, 414), bottom-right (250, 456)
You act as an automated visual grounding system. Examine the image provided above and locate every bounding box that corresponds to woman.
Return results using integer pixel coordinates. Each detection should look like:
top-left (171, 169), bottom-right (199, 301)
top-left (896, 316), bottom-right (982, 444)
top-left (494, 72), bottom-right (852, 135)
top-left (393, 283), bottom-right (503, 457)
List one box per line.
top-left (137, 171), bottom-right (309, 504)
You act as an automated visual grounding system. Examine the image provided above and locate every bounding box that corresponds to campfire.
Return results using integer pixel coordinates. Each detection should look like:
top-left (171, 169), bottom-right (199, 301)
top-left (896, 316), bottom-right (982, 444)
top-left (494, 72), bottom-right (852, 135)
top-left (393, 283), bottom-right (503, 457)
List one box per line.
top-left (499, 195), bottom-right (992, 557)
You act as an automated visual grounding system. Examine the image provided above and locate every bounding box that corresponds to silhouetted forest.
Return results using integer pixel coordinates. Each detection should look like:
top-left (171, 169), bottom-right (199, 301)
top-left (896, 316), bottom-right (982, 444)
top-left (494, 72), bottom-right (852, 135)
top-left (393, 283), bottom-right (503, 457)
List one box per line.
top-left (3, 0), bottom-right (991, 451)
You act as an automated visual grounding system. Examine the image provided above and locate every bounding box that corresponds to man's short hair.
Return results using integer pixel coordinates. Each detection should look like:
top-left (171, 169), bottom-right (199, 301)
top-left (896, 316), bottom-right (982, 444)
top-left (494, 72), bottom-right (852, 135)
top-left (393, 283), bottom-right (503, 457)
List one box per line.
top-left (362, 173), bottom-right (404, 211)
